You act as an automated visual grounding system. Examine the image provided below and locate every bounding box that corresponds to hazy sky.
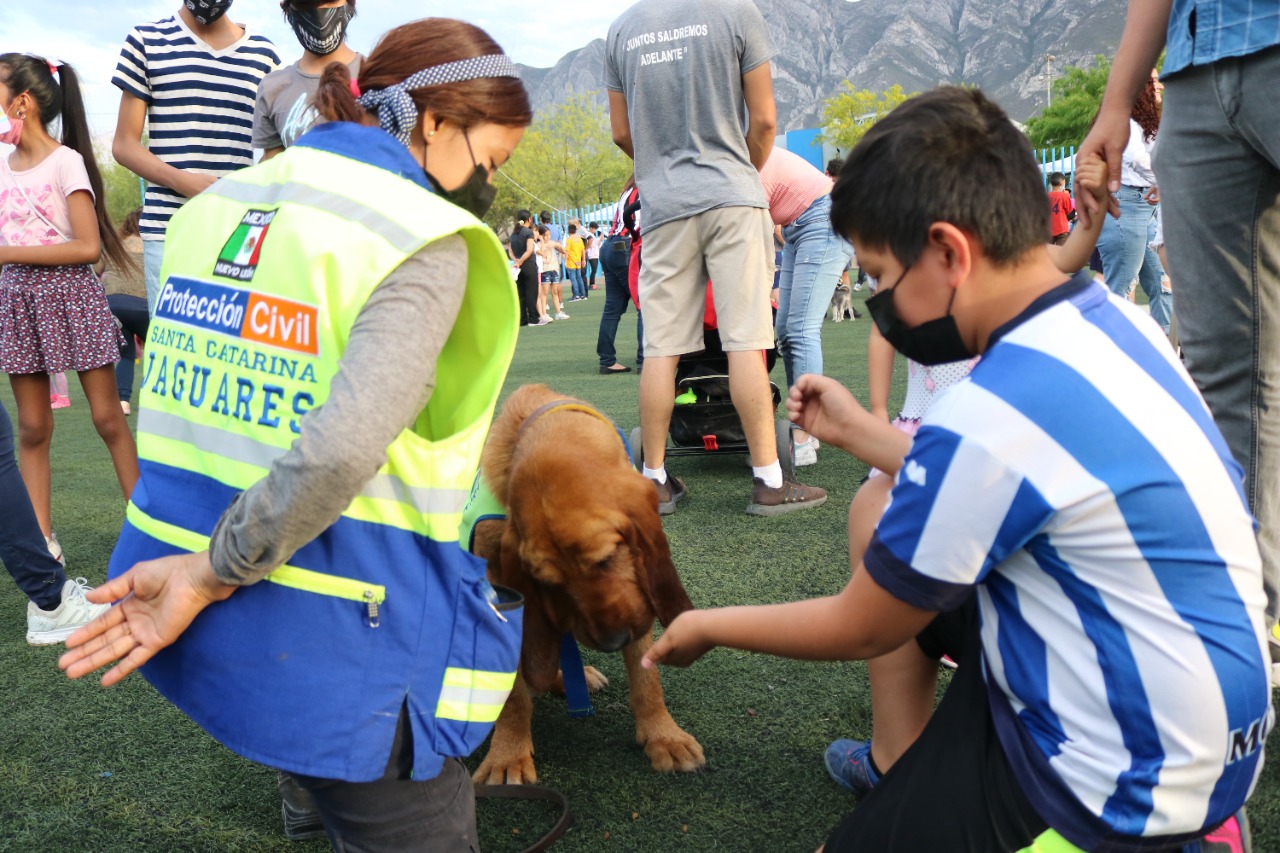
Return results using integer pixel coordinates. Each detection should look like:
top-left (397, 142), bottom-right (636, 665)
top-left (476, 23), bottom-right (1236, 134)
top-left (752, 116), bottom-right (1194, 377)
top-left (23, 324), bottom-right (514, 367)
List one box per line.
top-left (7, 1), bottom-right (623, 139)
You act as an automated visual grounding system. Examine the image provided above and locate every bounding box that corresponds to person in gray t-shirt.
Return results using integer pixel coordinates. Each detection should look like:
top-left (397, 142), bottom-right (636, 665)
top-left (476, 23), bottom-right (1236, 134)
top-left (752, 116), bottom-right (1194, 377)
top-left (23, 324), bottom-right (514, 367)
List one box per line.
top-left (605, 0), bottom-right (827, 517)
top-left (254, 0), bottom-right (363, 159)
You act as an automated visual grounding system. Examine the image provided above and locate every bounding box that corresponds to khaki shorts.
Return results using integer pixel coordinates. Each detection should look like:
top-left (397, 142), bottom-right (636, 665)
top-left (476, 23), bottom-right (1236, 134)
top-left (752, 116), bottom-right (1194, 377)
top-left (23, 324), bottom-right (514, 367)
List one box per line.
top-left (639, 206), bottom-right (775, 357)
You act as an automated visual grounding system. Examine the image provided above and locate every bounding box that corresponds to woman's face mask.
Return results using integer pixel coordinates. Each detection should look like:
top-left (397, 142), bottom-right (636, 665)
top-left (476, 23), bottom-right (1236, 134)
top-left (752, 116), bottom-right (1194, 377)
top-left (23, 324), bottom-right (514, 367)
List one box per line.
top-left (286, 3), bottom-right (353, 56)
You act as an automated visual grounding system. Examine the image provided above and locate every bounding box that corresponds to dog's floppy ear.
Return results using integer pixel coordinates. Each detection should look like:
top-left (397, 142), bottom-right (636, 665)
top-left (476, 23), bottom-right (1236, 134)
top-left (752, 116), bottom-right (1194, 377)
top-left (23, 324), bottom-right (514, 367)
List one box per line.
top-left (625, 508), bottom-right (694, 628)
top-left (498, 522), bottom-right (560, 685)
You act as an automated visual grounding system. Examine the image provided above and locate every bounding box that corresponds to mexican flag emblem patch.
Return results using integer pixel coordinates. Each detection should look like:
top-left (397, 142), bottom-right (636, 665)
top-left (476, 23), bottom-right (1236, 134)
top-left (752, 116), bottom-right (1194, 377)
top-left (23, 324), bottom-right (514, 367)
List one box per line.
top-left (214, 209), bottom-right (278, 282)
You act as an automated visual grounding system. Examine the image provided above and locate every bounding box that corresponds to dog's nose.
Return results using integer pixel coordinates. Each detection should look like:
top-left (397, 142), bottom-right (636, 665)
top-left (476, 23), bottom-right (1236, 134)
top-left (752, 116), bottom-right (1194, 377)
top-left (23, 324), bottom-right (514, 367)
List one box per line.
top-left (594, 630), bottom-right (631, 653)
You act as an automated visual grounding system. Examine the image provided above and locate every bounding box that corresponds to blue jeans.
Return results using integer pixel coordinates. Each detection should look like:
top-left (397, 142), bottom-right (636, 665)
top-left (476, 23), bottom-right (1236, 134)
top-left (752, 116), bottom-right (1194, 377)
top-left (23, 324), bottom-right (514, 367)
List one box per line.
top-left (1155, 45), bottom-right (1280, 629)
top-left (775, 194), bottom-right (854, 388)
top-left (143, 238), bottom-right (165, 316)
top-left (1096, 186), bottom-right (1171, 331)
top-left (108, 294), bottom-right (150, 402)
top-left (596, 234), bottom-right (643, 367)
top-left (0, 398), bottom-right (65, 609)
top-left (567, 267), bottom-right (587, 300)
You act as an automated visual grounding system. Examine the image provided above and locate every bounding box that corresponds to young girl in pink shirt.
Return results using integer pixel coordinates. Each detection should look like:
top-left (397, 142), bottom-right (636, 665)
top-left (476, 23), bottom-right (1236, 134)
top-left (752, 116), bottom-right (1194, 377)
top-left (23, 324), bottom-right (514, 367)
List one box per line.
top-left (0, 54), bottom-right (138, 559)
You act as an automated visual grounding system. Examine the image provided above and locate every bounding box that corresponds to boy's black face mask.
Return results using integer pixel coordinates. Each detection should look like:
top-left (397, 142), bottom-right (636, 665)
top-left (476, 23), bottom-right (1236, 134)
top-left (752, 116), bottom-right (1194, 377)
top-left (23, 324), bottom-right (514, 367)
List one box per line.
top-left (286, 4), bottom-right (352, 56)
top-left (865, 267), bottom-right (974, 366)
top-left (185, 0), bottom-right (234, 25)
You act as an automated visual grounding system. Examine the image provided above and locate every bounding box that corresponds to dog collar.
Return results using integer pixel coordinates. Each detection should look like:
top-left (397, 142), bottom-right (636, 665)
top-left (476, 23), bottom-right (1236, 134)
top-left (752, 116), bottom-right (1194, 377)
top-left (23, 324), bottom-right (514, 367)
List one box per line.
top-left (514, 400), bottom-right (631, 463)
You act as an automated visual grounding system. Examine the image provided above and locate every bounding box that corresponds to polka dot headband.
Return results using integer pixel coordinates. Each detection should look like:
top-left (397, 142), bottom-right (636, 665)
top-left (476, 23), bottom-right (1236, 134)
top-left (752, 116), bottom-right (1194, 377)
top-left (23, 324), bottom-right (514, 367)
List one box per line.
top-left (356, 54), bottom-right (520, 146)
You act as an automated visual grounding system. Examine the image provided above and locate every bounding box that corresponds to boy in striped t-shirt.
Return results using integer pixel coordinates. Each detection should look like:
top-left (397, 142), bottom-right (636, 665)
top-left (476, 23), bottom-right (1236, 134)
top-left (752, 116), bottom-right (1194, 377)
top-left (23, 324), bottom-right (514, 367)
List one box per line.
top-left (644, 87), bottom-right (1270, 852)
top-left (111, 1), bottom-right (280, 313)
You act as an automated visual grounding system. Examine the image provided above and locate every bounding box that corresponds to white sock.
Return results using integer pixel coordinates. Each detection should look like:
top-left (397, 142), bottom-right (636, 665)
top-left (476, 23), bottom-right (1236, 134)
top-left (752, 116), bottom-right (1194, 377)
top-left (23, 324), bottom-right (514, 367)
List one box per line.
top-left (642, 465), bottom-right (668, 485)
top-left (753, 461), bottom-right (783, 489)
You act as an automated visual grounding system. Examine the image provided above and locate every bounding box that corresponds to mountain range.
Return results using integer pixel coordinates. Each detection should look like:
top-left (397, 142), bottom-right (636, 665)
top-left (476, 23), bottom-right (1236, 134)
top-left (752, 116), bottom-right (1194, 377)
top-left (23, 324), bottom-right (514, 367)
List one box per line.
top-left (517, 0), bottom-right (1126, 131)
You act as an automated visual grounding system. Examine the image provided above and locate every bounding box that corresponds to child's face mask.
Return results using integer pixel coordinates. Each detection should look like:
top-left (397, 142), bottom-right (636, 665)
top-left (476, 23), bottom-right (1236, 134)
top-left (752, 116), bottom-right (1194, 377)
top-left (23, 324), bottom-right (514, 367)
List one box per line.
top-left (0, 99), bottom-right (25, 147)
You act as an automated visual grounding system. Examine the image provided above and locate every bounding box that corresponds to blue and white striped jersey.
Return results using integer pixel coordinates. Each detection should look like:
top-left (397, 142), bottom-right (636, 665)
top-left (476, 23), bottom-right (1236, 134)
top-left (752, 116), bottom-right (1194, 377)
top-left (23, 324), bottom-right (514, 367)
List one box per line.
top-left (865, 273), bottom-right (1272, 849)
top-left (112, 16), bottom-right (279, 241)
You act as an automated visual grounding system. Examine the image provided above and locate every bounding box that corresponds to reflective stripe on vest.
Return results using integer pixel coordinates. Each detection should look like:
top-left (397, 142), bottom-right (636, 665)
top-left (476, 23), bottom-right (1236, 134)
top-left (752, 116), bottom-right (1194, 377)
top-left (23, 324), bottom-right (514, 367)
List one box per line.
top-left (1016, 830), bottom-right (1085, 853)
top-left (436, 666), bottom-right (519, 723)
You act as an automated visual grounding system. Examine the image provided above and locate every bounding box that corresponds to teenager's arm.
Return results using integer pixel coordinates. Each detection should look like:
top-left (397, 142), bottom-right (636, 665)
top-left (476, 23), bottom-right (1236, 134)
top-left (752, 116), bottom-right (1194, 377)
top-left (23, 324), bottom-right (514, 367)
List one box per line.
top-left (867, 324), bottom-right (895, 422)
top-left (742, 62), bottom-right (777, 171)
top-left (0, 191), bottom-right (100, 266)
top-left (644, 561), bottom-right (937, 668)
top-left (608, 90), bottom-right (634, 160)
top-left (112, 92), bottom-right (216, 199)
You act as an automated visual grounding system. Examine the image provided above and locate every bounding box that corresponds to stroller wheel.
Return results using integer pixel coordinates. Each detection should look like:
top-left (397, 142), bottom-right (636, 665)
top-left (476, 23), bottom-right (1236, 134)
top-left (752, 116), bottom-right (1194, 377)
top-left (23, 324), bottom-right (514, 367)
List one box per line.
top-left (775, 419), bottom-right (796, 477)
top-left (629, 427), bottom-right (644, 472)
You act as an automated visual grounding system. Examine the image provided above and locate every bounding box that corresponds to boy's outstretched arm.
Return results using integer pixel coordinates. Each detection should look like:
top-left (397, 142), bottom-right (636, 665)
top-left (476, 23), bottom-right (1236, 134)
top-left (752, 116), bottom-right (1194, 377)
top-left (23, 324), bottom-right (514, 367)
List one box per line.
top-left (643, 564), bottom-right (937, 669)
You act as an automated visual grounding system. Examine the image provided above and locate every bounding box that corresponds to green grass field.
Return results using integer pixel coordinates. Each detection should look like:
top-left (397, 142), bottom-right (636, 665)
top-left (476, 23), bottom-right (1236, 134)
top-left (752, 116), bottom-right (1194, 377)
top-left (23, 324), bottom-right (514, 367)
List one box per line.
top-left (2, 289), bottom-right (1277, 852)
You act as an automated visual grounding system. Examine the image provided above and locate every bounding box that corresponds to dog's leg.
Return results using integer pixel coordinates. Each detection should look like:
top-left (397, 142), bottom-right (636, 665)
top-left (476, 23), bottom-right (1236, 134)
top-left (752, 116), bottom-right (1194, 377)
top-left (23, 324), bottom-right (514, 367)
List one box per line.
top-left (471, 667), bottom-right (539, 785)
top-left (623, 632), bottom-right (706, 773)
top-left (552, 665), bottom-right (610, 694)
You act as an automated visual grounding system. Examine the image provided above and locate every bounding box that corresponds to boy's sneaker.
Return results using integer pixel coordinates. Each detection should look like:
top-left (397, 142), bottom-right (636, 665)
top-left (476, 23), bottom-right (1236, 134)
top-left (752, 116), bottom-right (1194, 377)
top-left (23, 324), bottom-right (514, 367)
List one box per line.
top-left (278, 772), bottom-right (326, 841)
top-left (794, 437), bottom-right (819, 467)
top-left (26, 578), bottom-right (110, 645)
top-left (824, 739), bottom-right (880, 798)
top-left (555, 312), bottom-right (570, 320)
top-left (651, 476), bottom-right (687, 515)
top-left (746, 472), bottom-right (827, 516)
top-left (1196, 807), bottom-right (1251, 852)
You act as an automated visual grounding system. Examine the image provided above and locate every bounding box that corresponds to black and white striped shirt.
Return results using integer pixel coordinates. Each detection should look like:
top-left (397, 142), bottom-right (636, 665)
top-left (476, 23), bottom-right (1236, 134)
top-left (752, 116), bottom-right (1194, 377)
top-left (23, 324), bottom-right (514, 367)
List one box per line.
top-left (112, 15), bottom-right (279, 240)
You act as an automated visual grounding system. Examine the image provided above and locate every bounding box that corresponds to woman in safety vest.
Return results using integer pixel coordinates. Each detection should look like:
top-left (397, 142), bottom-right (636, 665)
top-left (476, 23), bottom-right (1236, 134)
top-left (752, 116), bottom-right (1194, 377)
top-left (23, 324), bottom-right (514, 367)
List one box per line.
top-left (59, 18), bottom-right (531, 851)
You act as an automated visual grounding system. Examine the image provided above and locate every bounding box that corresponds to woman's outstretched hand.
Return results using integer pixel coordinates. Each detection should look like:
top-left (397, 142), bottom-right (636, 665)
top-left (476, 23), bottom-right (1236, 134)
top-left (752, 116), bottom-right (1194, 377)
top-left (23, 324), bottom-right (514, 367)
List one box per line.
top-left (59, 550), bottom-right (236, 687)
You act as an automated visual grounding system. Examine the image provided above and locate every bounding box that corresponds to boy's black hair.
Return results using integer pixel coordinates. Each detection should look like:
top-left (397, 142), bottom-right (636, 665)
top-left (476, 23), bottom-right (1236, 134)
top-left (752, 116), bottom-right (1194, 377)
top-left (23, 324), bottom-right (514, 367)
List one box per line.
top-left (568, 223), bottom-right (578, 234)
top-left (516, 209), bottom-right (532, 226)
top-left (1048, 172), bottom-right (1066, 186)
top-left (588, 221), bottom-right (598, 229)
top-left (539, 211), bottom-right (552, 223)
top-left (830, 86), bottom-right (1050, 268)
top-left (826, 157), bottom-right (844, 178)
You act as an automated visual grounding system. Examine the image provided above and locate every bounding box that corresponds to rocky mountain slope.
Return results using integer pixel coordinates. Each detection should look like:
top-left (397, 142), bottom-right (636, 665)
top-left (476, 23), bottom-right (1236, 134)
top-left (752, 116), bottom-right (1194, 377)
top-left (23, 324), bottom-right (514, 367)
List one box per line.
top-left (518, 0), bottom-right (1125, 129)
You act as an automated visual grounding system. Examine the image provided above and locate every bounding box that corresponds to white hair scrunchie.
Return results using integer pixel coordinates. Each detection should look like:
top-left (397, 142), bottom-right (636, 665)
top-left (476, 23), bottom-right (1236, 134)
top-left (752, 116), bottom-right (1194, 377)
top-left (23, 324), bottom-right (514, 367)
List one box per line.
top-left (357, 54), bottom-right (520, 146)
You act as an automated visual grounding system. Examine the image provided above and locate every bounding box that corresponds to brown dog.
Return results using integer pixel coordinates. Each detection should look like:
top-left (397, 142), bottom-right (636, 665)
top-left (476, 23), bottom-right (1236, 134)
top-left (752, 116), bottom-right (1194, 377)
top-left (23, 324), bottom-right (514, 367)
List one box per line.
top-left (470, 384), bottom-right (705, 784)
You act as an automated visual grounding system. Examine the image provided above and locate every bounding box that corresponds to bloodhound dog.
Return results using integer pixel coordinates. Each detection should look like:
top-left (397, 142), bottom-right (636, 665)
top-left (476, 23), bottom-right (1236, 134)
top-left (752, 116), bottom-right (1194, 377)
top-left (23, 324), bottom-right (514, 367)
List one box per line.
top-left (470, 384), bottom-right (705, 784)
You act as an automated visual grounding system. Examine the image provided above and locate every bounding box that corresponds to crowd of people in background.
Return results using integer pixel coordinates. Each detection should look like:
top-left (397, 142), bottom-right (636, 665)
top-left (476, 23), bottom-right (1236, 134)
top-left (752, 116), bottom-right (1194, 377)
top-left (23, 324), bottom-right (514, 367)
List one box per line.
top-left (0, 0), bottom-right (1275, 850)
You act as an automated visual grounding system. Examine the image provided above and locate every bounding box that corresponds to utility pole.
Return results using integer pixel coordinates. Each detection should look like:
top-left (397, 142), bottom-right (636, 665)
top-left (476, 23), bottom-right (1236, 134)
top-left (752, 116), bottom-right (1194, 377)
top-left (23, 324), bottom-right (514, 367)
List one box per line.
top-left (1045, 54), bottom-right (1056, 108)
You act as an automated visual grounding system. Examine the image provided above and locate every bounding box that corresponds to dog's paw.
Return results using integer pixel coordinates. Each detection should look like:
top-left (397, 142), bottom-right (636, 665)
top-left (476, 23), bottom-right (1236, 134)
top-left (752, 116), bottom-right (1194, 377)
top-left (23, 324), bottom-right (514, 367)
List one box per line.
top-left (643, 727), bottom-right (706, 773)
top-left (472, 747), bottom-right (539, 786)
top-left (584, 665), bottom-right (610, 693)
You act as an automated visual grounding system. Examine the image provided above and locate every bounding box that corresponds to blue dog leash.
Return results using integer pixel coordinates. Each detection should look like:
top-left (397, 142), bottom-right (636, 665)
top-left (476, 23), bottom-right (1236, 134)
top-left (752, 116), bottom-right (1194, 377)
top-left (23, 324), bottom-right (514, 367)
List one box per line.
top-left (559, 633), bottom-right (595, 718)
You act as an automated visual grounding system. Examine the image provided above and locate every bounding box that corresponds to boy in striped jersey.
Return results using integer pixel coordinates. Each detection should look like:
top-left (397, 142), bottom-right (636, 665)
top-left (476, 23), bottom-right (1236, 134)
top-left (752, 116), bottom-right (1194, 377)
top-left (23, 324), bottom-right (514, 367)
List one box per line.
top-left (644, 86), bottom-right (1270, 851)
top-left (111, 1), bottom-right (280, 314)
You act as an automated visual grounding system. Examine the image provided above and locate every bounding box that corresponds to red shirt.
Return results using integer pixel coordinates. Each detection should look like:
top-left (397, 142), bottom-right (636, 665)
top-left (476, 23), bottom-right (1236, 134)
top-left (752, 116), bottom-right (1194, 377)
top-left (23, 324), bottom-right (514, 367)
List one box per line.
top-left (1048, 190), bottom-right (1074, 237)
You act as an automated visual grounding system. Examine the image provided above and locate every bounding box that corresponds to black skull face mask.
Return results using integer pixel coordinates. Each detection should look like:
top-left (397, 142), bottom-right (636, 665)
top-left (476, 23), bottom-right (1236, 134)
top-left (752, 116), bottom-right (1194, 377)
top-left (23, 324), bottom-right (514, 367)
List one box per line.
top-left (185, 0), bottom-right (234, 25)
top-left (286, 4), bottom-right (353, 56)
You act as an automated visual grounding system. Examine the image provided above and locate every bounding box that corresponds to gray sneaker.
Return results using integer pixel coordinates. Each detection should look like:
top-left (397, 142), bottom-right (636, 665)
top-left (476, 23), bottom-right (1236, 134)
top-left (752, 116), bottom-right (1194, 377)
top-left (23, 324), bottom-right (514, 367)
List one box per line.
top-left (651, 476), bottom-right (687, 515)
top-left (26, 578), bottom-right (110, 645)
top-left (746, 473), bottom-right (827, 516)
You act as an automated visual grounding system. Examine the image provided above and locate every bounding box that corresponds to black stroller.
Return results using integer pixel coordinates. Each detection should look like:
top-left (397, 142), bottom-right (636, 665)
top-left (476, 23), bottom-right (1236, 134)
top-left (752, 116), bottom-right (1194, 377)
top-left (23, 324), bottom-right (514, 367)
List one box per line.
top-left (629, 324), bottom-right (796, 476)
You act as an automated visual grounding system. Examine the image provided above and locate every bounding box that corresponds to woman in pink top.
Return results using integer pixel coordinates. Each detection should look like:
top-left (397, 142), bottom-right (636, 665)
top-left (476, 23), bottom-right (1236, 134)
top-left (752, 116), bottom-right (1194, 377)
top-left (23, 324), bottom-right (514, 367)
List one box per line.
top-left (760, 147), bottom-right (854, 466)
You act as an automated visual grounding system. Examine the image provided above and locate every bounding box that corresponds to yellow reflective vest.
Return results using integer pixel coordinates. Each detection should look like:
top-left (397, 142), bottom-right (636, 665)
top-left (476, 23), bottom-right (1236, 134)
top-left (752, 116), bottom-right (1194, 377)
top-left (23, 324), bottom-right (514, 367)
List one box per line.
top-left (109, 123), bottom-right (521, 782)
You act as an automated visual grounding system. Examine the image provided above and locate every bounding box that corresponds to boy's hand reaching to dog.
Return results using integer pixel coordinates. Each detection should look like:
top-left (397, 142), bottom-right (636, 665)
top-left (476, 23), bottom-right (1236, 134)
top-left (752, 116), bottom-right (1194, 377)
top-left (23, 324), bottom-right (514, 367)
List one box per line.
top-left (643, 610), bottom-right (715, 669)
